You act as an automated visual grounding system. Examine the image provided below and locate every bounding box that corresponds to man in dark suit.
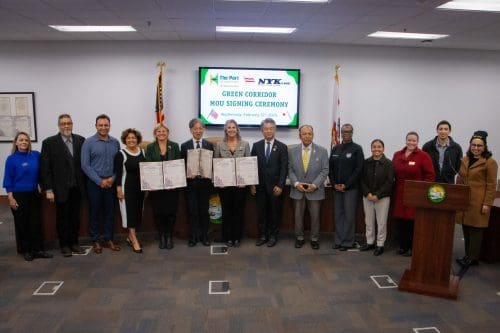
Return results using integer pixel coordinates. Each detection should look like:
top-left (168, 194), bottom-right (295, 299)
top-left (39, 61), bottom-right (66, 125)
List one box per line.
top-left (40, 114), bottom-right (86, 257)
top-left (181, 118), bottom-right (214, 247)
top-left (250, 118), bottom-right (288, 247)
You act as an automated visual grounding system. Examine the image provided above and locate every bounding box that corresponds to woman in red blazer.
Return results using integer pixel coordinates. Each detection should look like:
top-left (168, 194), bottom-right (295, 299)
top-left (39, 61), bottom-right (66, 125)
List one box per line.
top-left (392, 131), bottom-right (435, 257)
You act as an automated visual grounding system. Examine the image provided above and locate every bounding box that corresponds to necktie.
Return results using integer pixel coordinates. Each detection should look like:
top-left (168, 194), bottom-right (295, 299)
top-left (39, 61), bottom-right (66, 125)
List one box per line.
top-left (66, 139), bottom-right (73, 156)
top-left (303, 147), bottom-right (309, 172)
top-left (265, 141), bottom-right (271, 162)
top-left (196, 140), bottom-right (200, 149)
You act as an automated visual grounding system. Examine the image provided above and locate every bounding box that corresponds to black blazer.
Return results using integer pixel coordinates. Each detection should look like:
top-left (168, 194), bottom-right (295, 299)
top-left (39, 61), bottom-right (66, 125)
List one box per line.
top-left (251, 139), bottom-right (288, 194)
top-left (180, 138), bottom-right (214, 158)
top-left (40, 133), bottom-right (86, 202)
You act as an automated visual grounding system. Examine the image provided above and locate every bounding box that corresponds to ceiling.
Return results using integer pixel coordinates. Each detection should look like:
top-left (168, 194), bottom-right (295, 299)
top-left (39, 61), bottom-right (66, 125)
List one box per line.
top-left (1, 0), bottom-right (500, 50)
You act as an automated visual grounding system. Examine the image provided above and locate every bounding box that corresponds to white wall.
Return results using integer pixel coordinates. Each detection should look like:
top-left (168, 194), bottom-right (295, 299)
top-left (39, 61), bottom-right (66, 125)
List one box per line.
top-left (1, 41), bottom-right (499, 193)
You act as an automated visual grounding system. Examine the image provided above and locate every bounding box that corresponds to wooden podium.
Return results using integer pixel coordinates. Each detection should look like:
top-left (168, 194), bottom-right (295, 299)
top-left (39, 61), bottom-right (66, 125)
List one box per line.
top-left (398, 180), bottom-right (470, 299)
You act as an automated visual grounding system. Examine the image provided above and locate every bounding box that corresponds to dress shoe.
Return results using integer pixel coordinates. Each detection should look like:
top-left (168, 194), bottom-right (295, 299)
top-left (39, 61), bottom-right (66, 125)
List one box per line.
top-left (104, 240), bottom-right (121, 251)
top-left (295, 239), bottom-right (305, 248)
top-left (33, 251), bottom-right (53, 259)
top-left (93, 242), bottom-right (102, 254)
top-left (61, 247), bottom-right (72, 257)
top-left (339, 246), bottom-right (353, 251)
top-left (159, 234), bottom-right (167, 249)
top-left (373, 246), bottom-right (384, 256)
top-left (71, 245), bottom-right (86, 254)
top-left (267, 238), bottom-right (277, 247)
top-left (401, 249), bottom-right (412, 257)
top-left (23, 252), bottom-right (34, 261)
top-left (166, 236), bottom-right (174, 249)
top-left (188, 239), bottom-right (197, 247)
top-left (397, 248), bottom-right (406, 255)
top-left (255, 238), bottom-right (268, 246)
top-left (457, 257), bottom-right (478, 267)
top-left (202, 238), bottom-right (211, 246)
top-left (332, 244), bottom-right (341, 250)
top-left (226, 240), bottom-right (234, 247)
top-left (359, 244), bottom-right (376, 252)
top-left (233, 240), bottom-right (241, 248)
top-left (311, 241), bottom-right (320, 250)
top-left (131, 239), bottom-right (143, 253)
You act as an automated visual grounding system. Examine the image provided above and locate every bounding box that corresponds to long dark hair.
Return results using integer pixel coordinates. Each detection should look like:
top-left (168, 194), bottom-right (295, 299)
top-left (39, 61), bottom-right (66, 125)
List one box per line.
top-left (466, 134), bottom-right (492, 159)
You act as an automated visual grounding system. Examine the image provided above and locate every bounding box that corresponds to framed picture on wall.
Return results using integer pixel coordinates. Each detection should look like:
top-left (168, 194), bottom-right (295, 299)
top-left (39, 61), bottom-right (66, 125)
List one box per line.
top-left (0, 92), bottom-right (37, 142)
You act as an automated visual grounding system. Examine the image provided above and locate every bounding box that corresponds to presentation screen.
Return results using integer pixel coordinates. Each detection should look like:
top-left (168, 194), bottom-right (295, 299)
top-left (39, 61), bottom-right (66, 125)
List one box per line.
top-left (199, 67), bottom-right (300, 128)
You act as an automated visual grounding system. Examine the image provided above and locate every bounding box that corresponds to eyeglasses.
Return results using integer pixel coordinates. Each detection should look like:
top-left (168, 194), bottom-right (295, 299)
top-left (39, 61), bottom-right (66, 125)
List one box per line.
top-left (471, 144), bottom-right (484, 148)
top-left (342, 130), bottom-right (353, 134)
top-left (59, 122), bottom-right (73, 126)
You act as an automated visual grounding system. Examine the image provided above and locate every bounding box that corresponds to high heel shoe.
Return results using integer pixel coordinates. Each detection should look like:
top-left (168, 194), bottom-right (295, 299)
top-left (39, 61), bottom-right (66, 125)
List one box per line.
top-left (132, 239), bottom-right (143, 254)
top-left (126, 237), bottom-right (132, 247)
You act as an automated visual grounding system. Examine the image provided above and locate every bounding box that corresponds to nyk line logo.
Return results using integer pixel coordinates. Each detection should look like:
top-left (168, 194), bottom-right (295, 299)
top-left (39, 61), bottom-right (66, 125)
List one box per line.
top-left (258, 78), bottom-right (289, 85)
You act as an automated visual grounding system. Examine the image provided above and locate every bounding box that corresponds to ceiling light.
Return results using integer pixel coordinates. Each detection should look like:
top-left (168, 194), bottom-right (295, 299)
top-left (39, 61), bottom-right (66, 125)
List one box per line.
top-left (220, 0), bottom-right (329, 3)
top-left (216, 26), bottom-right (296, 34)
top-left (368, 31), bottom-right (448, 40)
top-left (49, 25), bottom-right (136, 32)
top-left (437, 1), bottom-right (500, 12)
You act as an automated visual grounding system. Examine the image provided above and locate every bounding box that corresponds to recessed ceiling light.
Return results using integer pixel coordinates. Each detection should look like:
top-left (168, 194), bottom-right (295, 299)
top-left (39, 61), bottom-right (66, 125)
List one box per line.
top-left (437, 1), bottom-right (500, 12)
top-left (368, 31), bottom-right (448, 40)
top-left (49, 25), bottom-right (136, 32)
top-left (216, 26), bottom-right (296, 34)
top-left (220, 0), bottom-right (329, 3)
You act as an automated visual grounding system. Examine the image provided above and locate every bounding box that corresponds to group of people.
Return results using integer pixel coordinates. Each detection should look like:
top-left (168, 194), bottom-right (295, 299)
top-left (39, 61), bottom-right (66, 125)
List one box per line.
top-left (3, 115), bottom-right (497, 270)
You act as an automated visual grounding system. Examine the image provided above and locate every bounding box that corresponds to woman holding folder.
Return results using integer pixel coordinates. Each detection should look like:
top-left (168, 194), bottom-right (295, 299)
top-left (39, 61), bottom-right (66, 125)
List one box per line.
top-left (214, 119), bottom-right (250, 247)
top-left (145, 123), bottom-right (181, 250)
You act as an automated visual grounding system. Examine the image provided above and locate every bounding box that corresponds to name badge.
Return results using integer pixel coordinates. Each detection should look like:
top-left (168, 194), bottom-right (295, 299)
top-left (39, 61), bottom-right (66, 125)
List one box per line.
top-left (409, 161), bottom-right (416, 166)
top-left (346, 153), bottom-right (352, 158)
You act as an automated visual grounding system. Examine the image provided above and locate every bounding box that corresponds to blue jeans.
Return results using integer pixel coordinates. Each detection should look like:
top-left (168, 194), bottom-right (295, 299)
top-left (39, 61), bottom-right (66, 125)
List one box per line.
top-left (87, 179), bottom-right (115, 242)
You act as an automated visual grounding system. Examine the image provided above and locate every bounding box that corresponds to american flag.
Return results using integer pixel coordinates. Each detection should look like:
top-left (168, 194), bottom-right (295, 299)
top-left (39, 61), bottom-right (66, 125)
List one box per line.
top-left (331, 65), bottom-right (341, 147)
top-left (155, 63), bottom-right (165, 124)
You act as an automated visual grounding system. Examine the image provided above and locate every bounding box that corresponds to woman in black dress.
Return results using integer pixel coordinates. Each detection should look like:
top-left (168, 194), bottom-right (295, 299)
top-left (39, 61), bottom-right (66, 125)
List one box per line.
top-left (115, 128), bottom-right (145, 253)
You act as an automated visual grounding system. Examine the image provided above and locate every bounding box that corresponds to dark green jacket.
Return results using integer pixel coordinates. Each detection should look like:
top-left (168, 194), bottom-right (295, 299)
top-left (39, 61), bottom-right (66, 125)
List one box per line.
top-left (145, 140), bottom-right (181, 162)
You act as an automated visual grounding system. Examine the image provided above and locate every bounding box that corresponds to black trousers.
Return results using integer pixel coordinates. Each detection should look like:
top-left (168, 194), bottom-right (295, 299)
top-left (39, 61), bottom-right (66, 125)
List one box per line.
top-left (256, 188), bottom-right (283, 239)
top-left (219, 187), bottom-right (247, 242)
top-left (462, 224), bottom-right (484, 261)
top-left (186, 178), bottom-right (211, 240)
top-left (56, 187), bottom-right (81, 248)
top-left (149, 190), bottom-right (178, 235)
top-left (398, 218), bottom-right (414, 251)
top-left (11, 191), bottom-right (42, 254)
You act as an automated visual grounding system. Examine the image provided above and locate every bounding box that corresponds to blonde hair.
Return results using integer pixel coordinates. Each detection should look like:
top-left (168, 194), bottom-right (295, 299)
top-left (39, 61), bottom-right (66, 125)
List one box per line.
top-left (11, 131), bottom-right (31, 153)
top-left (223, 119), bottom-right (241, 142)
top-left (153, 123), bottom-right (169, 141)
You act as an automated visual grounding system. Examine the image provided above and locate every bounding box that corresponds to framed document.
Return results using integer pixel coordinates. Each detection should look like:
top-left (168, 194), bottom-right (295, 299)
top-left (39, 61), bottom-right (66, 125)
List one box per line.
top-left (213, 158), bottom-right (236, 187)
top-left (163, 159), bottom-right (187, 189)
top-left (0, 92), bottom-right (37, 142)
top-left (236, 156), bottom-right (258, 186)
top-left (187, 148), bottom-right (213, 179)
top-left (213, 157), bottom-right (259, 187)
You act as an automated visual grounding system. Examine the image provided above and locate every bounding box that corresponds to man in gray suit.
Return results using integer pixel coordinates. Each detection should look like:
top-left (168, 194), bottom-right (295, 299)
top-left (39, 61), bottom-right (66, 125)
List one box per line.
top-left (288, 125), bottom-right (329, 249)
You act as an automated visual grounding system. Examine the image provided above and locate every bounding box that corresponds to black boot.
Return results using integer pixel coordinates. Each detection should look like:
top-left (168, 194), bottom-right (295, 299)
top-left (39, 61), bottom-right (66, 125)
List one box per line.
top-left (166, 234), bottom-right (174, 249)
top-left (159, 233), bottom-right (167, 249)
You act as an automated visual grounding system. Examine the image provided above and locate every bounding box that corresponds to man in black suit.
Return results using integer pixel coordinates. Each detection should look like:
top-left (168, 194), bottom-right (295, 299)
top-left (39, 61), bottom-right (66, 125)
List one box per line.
top-left (40, 114), bottom-right (86, 257)
top-left (181, 118), bottom-right (214, 247)
top-left (250, 118), bottom-right (288, 247)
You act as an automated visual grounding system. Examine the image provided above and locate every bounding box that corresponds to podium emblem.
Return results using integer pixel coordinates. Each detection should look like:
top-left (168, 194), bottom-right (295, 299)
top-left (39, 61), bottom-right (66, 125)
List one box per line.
top-left (428, 184), bottom-right (446, 203)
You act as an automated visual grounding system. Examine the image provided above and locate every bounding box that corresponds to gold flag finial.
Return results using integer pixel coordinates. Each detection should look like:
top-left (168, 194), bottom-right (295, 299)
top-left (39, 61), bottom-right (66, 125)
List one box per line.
top-left (157, 61), bottom-right (165, 69)
top-left (334, 64), bottom-right (340, 71)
